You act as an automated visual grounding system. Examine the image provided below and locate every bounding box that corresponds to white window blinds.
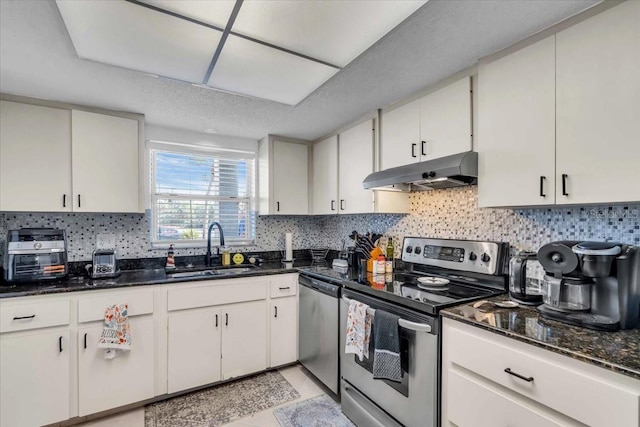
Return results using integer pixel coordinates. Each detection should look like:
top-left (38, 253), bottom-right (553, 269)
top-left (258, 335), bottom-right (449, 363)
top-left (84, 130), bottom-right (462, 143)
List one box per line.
top-left (150, 142), bottom-right (256, 246)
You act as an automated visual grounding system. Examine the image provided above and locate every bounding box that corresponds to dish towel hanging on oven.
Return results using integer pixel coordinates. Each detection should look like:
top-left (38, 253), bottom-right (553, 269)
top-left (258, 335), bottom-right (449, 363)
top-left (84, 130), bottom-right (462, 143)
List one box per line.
top-left (97, 304), bottom-right (131, 359)
top-left (345, 300), bottom-right (372, 361)
top-left (373, 309), bottom-right (402, 382)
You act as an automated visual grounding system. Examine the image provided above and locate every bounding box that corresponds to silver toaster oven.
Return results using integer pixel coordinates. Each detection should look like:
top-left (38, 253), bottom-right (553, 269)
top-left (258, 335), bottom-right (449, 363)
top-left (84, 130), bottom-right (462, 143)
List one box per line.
top-left (4, 228), bottom-right (68, 282)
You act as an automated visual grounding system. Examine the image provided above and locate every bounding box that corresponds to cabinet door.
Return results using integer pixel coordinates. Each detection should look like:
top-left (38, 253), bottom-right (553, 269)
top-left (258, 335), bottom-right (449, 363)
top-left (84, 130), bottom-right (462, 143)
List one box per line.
top-left (338, 119), bottom-right (374, 214)
top-left (269, 297), bottom-right (298, 367)
top-left (71, 110), bottom-right (140, 213)
top-left (0, 331), bottom-right (70, 427)
top-left (555, 1), bottom-right (640, 205)
top-left (0, 101), bottom-right (72, 212)
top-left (272, 140), bottom-right (309, 214)
top-left (312, 135), bottom-right (338, 215)
top-left (78, 318), bottom-right (154, 416)
top-left (167, 309), bottom-right (221, 393)
top-left (477, 36), bottom-right (556, 208)
top-left (221, 301), bottom-right (267, 380)
top-left (380, 99), bottom-right (420, 170)
top-left (420, 77), bottom-right (472, 160)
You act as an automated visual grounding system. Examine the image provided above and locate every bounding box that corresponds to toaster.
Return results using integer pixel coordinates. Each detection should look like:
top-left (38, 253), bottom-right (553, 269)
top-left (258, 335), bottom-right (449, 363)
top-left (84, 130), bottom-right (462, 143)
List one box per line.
top-left (91, 249), bottom-right (120, 279)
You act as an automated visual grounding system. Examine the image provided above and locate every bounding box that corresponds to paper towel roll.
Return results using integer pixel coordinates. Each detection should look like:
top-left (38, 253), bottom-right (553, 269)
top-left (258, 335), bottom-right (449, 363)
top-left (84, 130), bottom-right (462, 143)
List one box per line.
top-left (285, 233), bottom-right (293, 261)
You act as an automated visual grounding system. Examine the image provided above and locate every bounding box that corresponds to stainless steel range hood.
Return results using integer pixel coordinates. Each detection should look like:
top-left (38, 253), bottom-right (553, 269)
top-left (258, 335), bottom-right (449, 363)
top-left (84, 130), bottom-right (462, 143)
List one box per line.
top-left (363, 151), bottom-right (478, 191)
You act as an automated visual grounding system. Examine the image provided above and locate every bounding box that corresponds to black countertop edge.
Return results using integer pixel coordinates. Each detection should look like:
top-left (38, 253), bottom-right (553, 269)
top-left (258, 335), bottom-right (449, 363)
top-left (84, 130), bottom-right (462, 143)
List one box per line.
top-left (441, 296), bottom-right (640, 381)
top-left (0, 260), bottom-right (312, 299)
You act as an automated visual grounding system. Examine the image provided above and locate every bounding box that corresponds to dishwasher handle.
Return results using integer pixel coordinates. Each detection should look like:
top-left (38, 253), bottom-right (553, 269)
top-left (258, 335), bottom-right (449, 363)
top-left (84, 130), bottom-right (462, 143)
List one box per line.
top-left (341, 295), bottom-right (432, 333)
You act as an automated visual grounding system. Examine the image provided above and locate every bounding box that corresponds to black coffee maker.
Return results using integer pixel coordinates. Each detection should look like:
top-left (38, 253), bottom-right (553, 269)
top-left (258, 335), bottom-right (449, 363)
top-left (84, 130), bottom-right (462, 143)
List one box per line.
top-left (537, 241), bottom-right (640, 331)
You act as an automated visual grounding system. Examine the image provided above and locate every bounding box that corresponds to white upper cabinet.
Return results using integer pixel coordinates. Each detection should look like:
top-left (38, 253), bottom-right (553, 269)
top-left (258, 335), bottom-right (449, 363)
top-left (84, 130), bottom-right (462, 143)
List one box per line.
top-left (477, 36), bottom-right (556, 208)
top-left (380, 99), bottom-right (420, 170)
top-left (0, 101), bottom-right (72, 212)
top-left (72, 110), bottom-right (140, 213)
top-left (555, 0), bottom-right (640, 205)
top-left (478, 2), bottom-right (640, 208)
top-left (258, 137), bottom-right (309, 215)
top-left (0, 100), bottom-right (143, 213)
top-left (312, 135), bottom-right (338, 215)
top-left (311, 118), bottom-right (409, 215)
top-left (380, 77), bottom-right (472, 170)
top-left (420, 77), bottom-right (472, 161)
top-left (338, 119), bottom-right (375, 214)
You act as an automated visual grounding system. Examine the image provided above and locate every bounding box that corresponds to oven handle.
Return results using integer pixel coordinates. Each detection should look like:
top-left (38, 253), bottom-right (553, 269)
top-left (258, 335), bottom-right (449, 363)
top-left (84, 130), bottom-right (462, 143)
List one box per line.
top-left (341, 296), bottom-right (432, 333)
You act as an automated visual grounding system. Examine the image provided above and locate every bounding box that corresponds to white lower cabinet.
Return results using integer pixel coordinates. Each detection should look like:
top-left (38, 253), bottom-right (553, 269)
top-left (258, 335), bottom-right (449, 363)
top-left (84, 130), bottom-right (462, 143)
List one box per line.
top-left (269, 296), bottom-right (298, 367)
top-left (0, 330), bottom-right (71, 427)
top-left (167, 309), bottom-right (222, 393)
top-left (442, 318), bottom-right (640, 427)
top-left (77, 318), bottom-right (155, 416)
top-left (0, 274), bottom-right (298, 425)
top-left (221, 301), bottom-right (267, 380)
top-left (166, 286), bottom-right (271, 390)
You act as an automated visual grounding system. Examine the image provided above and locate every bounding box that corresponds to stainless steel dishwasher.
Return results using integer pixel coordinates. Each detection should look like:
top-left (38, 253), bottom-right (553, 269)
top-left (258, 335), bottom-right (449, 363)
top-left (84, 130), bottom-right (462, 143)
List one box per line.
top-left (298, 272), bottom-right (341, 394)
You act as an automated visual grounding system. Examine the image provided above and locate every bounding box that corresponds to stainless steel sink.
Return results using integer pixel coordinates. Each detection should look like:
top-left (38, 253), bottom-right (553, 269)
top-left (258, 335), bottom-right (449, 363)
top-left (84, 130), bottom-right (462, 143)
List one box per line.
top-left (167, 264), bottom-right (257, 279)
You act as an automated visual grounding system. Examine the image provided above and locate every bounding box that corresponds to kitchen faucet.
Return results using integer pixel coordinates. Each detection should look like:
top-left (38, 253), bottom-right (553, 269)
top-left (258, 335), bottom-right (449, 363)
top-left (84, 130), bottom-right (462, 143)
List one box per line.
top-left (206, 221), bottom-right (225, 267)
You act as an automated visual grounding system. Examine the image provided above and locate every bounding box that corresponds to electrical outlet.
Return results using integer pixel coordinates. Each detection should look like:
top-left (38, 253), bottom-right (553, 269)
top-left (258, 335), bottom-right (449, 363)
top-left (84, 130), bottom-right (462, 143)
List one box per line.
top-left (96, 233), bottom-right (116, 250)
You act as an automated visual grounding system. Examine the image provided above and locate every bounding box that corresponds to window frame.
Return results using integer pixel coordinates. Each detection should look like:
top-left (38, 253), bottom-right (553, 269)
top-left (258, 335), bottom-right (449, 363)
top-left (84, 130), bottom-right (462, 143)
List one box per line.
top-left (148, 140), bottom-right (257, 249)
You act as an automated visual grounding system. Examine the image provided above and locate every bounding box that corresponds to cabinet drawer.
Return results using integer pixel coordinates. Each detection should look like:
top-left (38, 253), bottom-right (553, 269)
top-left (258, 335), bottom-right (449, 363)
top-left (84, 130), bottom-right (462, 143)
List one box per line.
top-left (78, 291), bottom-right (154, 323)
top-left (0, 300), bottom-right (70, 333)
top-left (168, 279), bottom-right (267, 311)
top-left (270, 274), bottom-right (298, 299)
top-left (448, 370), bottom-right (566, 427)
top-left (446, 322), bottom-right (640, 427)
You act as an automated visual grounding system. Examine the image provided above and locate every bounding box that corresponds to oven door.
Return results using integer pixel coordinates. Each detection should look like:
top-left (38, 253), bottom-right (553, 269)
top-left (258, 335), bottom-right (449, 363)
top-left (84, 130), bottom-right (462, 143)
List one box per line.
top-left (340, 290), bottom-right (438, 427)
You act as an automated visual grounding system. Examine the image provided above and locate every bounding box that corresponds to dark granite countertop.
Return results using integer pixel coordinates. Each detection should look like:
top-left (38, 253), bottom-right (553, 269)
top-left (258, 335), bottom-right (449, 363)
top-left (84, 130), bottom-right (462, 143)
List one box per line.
top-left (0, 260), bottom-right (312, 299)
top-left (441, 296), bottom-right (640, 381)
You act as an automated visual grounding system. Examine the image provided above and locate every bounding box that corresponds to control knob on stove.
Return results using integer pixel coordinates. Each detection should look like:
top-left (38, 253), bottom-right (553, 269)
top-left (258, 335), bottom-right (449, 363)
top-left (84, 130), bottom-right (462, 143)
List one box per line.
top-left (468, 252), bottom-right (477, 261)
top-left (406, 246), bottom-right (413, 254)
top-left (480, 253), bottom-right (491, 263)
top-left (414, 246), bottom-right (421, 255)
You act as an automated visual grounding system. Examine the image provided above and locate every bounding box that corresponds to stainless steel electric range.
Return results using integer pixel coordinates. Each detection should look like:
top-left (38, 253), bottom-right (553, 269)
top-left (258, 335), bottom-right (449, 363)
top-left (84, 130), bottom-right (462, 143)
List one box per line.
top-left (338, 237), bottom-right (509, 427)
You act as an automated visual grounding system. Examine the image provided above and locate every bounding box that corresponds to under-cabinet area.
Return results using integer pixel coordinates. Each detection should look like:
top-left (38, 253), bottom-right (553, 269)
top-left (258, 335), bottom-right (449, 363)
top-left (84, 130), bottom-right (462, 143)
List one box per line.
top-left (0, 273), bottom-right (299, 427)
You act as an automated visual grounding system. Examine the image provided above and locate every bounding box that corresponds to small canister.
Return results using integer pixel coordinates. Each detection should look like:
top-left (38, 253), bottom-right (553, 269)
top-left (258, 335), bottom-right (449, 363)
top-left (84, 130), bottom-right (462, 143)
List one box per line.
top-left (222, 247), bottom-right (231, 266)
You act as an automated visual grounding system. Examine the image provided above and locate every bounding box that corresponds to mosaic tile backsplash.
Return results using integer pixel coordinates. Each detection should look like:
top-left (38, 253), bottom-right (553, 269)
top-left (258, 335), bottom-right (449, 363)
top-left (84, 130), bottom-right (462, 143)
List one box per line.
top-left (1, 186), bottom-right (638, 263)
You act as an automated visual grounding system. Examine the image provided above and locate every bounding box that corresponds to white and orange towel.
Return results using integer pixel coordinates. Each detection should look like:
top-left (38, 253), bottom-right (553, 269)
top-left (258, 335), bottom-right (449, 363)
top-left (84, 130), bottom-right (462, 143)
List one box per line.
top-left (98, 304), bottom-right (131, 359)
top-left (345, 300), bottom-right (373, 361)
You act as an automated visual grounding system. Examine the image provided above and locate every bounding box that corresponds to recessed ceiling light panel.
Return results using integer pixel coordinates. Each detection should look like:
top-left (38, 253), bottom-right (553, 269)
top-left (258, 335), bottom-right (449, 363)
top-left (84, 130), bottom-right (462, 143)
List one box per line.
top-left (56, 0), bottom-right (222, 83)
top-left (207, 34), bottom-right (339, 106)
top-left (137, 0), bottom-right (236, 29)
top-left (233, 0), bottom-right (427, 67)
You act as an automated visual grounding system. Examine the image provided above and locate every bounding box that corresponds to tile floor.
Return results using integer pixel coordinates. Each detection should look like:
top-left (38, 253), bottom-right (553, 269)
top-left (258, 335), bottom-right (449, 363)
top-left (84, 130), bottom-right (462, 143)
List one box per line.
top-left (76, 364), bottom-right (330, 427)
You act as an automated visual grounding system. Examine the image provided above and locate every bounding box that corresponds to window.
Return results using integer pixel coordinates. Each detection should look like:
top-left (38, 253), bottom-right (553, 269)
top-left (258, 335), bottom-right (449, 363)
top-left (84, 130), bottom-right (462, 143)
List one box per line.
top-left (149, 141), bottom-right (256, 246)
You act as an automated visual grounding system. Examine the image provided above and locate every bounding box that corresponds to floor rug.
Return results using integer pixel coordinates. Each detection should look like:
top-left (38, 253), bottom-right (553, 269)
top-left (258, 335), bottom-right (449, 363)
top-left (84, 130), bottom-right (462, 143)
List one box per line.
top-left (145, 371), bottom-right (301, 427)
top-left (273, 395), bottom-right (355, 427)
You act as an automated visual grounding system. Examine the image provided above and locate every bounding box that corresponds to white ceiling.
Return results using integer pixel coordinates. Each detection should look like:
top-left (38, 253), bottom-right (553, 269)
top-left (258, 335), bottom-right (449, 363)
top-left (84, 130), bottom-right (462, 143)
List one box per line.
top-left (0, 0), bottom-right (601, 141)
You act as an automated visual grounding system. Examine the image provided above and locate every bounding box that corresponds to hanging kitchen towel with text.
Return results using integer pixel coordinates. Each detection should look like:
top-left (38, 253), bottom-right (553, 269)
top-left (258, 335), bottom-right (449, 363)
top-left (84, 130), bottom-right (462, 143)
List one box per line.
top-left (345, 300), bottom-right (372, 361)
top-left (373, 309), bottom-right (402, 382)
top-left (98, 304), bottom-right (131, 359)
